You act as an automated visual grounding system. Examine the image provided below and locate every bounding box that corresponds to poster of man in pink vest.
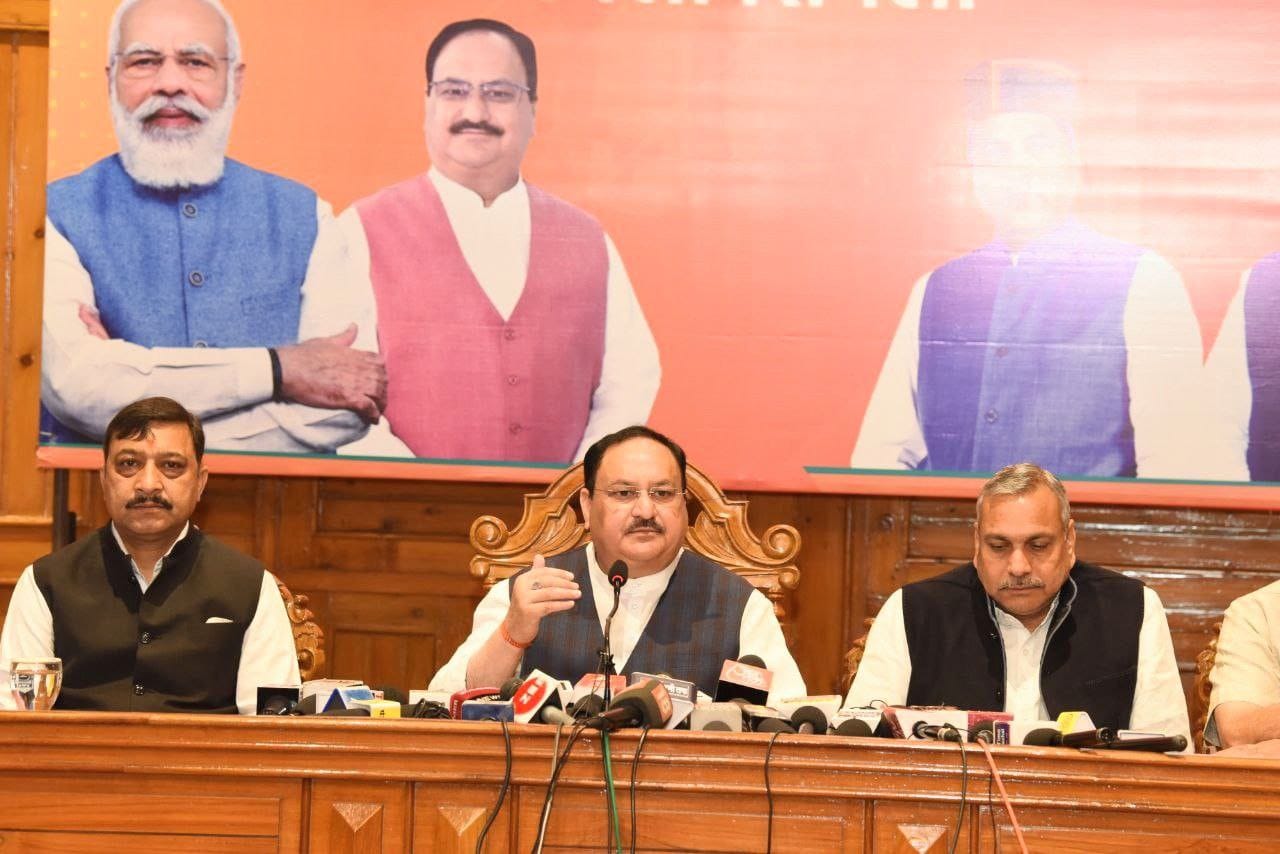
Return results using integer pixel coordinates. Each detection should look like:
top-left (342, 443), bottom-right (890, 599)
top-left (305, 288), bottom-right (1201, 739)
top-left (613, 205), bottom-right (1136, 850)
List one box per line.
top-left (341, 18), bottom-right (661, 464)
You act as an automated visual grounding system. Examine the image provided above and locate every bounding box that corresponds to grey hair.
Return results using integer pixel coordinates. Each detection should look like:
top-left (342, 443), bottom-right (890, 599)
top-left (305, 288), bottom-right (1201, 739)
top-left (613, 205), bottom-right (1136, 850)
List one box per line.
top-left (107, 0), bottom-right (241, 69)
top-left (975, 462), bottom-right (1071, 530)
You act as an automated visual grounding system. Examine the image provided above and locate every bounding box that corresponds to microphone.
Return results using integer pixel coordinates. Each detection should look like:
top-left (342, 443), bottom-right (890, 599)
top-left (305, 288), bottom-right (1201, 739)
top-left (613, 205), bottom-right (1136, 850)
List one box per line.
top-left (912, 720), bottom-right (963, 742)
top-left (587, 679), bottom-right (673, 731)
top-left (631, 671), bottom-right (697, 729)
top-left (790, 705), bottom-right (828, 736)
top-left (608, 560), bottom-right (629, 590)
top-left (256, 685), bottom-right (301, 716)
top-left (755, 717), bottom-right (797, 734)
top-left (714, 656), bottom-right (774, 706)
top-left (1101, 734), bottom-right (1188, 753)
top-left (541, 705), bottom-right (577, 726)
top-left (599, 560), bottom-right (629, 706)
top-left (499, 677), bottom-right (525, 701)
top-left (689, 703), bottom-right (744, 732)
top-left (570, 693), bottom-right (606, 720)
top-left (1022, 727), bottom-right (1117, 748)
top-left (511, 670), bottom-right (571, 724)
top-left (834, 717), bottom-right (875, 738)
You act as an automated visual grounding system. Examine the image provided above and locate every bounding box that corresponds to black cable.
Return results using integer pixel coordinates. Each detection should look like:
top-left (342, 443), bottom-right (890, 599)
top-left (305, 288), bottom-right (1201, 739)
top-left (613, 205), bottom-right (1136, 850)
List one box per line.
top-left (532, 720), bottom-right (589, 854)
top-left (474, 719), bottom-right (512, 854)
top-left (764, 730), bottom-right (782, 854)
top-left (629, 726), bottom-right (651, 854)
top-left (945, 724), bottom-right (968, 854)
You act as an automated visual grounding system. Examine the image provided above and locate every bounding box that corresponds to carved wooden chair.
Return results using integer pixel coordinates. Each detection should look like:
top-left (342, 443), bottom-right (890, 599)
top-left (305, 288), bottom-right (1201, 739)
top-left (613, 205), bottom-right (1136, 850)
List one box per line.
top-left (277, 580), bottom-right (326, 681)
top-left (841, 618), bottom-right (876, 695)
top-left (469, 462), bottom-right (801, 621)
top-left (1190, 622), bottom-right (1222, 753)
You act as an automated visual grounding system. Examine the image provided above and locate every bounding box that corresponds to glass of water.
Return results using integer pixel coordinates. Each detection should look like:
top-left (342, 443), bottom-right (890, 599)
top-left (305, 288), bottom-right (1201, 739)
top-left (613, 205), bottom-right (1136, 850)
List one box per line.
top-left (9, 657), bottom-right (62, 710)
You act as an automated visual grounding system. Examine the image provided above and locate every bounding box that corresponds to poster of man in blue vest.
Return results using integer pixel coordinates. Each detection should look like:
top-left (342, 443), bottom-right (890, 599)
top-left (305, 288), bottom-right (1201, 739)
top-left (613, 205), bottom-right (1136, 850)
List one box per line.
top-left (851, 60), bottom-right (1212, 480)
top-left (40, 0), bottom-right (388, 454)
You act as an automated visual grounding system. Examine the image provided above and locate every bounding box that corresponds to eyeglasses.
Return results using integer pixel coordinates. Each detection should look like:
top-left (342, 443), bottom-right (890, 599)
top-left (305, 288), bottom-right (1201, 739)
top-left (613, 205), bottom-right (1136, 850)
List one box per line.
top-left (116, 50), bottom-right (229, 82)
top-left (601, 487), bottom-right (686, 505)
top-left (428, 78), bottom-right (531, 105)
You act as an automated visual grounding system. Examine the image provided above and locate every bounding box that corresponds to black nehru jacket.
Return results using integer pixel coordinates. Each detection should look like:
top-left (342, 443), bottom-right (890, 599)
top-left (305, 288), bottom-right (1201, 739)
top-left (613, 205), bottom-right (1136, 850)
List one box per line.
top-left (518, 546), bottom-right (753, 698)
top-left (32, 525), bottom-right (265, 713)
top-left (902, 561), bottom-right (1144, 730)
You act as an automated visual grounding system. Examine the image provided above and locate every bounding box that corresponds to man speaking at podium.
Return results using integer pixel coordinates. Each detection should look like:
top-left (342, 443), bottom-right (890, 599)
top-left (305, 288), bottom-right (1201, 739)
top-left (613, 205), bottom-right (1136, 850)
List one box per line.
top-left (845, 463), bottom-right (1189, 743)
top-left (0, 397), bottom-right (299, 712)
top-left (429, 427), bottom-right (805, 702)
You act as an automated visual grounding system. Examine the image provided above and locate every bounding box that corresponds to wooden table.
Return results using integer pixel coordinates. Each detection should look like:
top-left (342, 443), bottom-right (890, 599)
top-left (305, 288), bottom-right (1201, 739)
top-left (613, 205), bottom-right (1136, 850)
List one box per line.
top-left (0, 712), bottom-right (1277, 852)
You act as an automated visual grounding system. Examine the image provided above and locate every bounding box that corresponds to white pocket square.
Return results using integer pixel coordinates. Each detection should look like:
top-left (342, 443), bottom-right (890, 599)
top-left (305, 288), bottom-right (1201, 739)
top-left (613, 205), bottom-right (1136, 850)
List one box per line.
top-left (205, 616), bottom-right (233, 624)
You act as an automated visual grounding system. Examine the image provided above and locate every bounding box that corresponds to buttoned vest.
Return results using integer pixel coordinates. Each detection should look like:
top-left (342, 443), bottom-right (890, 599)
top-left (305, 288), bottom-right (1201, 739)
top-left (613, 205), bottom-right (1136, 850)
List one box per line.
top-left (518, 547), bottom-right (753, 698)
top-left (917, 219), bottom-right (1142, 476)
top-left (902, 561), bottom-right (1144, 730)
top-left (32, 526), bottom-right (265, 713)
top-left (355, 176), bottom-right (607, 463)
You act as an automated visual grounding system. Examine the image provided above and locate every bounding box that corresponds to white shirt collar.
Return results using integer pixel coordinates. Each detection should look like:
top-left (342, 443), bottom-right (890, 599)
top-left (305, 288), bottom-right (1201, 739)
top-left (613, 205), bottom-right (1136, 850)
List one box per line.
top-left (110, 521), bottom-right (192, 589)
top-left (584, 541), bottom-right (683, 592)
top-left (428, 166), bottom-right (527, 213)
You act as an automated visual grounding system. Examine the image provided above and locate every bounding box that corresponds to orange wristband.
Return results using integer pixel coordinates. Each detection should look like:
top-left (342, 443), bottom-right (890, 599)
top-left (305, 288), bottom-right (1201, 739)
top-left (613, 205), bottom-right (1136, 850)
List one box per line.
top-left (500, 621), bottom-right (535, 650)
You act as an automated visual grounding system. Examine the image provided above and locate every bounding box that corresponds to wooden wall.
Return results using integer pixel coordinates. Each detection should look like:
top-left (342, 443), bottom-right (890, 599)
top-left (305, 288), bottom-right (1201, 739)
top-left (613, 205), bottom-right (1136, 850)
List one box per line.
top-left (1, 1), bottom-right (1274, 709)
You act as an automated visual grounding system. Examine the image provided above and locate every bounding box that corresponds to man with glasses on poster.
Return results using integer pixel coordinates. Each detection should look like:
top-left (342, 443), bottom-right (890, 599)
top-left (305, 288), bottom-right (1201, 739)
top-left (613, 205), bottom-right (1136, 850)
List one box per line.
top-left (341, 18), bottom-right (660, 464)
top-left (42, 0), bottom-right (387, 453)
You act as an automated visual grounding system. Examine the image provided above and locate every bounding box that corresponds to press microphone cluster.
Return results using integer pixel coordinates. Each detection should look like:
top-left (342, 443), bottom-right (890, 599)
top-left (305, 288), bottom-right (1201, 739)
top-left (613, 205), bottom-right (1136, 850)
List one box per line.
top-left (586, 679), bottom-right (673, 731)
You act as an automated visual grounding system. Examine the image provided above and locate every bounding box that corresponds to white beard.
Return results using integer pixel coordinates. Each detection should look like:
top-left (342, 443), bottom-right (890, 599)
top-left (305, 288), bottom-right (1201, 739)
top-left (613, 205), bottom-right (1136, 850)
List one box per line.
top-left (111, 84), bottom-right (236, 189)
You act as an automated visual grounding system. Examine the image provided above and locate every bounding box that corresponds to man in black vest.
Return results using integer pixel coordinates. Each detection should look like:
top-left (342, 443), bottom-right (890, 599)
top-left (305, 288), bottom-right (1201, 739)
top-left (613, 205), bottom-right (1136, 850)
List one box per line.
top-left (429, 426), bottom-right (806, 702)
top-left (843, 462), bottom-right (1189, 742)
top-left (0, 396), bottom-right (299, 712)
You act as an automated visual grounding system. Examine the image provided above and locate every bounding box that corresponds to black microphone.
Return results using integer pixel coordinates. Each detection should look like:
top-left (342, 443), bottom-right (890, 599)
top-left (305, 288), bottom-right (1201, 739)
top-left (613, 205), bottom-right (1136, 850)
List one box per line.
top-left (598, 560), bottom-right (630, 707)
top-left (1100, 734), bottom-right (1188, 753)
top-left (371, 685), bottom-right (409, 705)
top-left (587, 679), bottom-right (672, 731)
top-left (755, 717), bottom-right (797, 734)
top-left (791, 706), bottom-right (828, 736)
top-left (714, 656), bottom-right (774, 706)
top-left (1023, 727), bottom-right (1116, 748)
top-left (570, 693), bottom-right (606, 720)
top-left (835, 718), bottom-right (875, 738)
top-left (913, 720), bottom-right (963, 742)
top-left (498, 676), bottom-right (525, 701)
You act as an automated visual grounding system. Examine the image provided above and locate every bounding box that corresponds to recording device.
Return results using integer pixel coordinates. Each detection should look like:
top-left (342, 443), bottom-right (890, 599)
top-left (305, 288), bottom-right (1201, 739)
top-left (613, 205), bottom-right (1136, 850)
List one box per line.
top-left (256, 685), bottom-right (301, 716)
top-left (714, 656), bottom-right (774, 706)
top-left (586, 679), bottom-right (673, 731)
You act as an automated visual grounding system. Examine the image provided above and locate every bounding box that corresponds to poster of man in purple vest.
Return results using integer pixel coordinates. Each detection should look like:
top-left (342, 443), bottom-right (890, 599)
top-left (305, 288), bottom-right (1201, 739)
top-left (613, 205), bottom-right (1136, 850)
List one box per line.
top-left (40, 0), bottom-right (388, 454)
top-left (850, 60), bottom-right (1208, 479)
top-left (339, 18), bottom-right (661, 465)
top-left (1205, 254), bottom-right (1280, 482)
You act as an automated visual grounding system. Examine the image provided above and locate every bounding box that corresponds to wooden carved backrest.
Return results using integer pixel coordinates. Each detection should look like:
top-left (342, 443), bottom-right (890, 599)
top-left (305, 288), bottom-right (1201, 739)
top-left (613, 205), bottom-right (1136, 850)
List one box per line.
top-left (841, 617), bottom-right (876, 695)
top-left (277, 580), bottom-right (326, 682)
top-left (1190, 622), bottom-right (1222, 754)
top-left (469, 462), bottom-right (801, 621)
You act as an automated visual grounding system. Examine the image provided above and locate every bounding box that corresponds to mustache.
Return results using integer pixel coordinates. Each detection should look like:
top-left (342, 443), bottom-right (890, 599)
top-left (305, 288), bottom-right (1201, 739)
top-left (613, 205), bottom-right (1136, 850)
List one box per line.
top-left (135, 94), bottom-right (211, 125)
top-left (449, 119), bottom-right (503, 136)
top-left (126, 493), bottom-right (174, 510)
top-left (626, 519), bottom-right (665, 534)
top-left (999, 577), bottom-right (1045, 591)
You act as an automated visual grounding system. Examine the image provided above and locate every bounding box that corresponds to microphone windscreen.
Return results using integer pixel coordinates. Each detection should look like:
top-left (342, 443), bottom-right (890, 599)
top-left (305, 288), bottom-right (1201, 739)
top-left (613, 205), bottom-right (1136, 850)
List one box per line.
top-left (609, 679), bottom-right (673, 728)
top-left (738, 655), bottom-right (767, 669)
top-left (835, 718), bottom-right (874, 738)
top-left (1023, 727), bottom-right (1062, 746)
top-left (791, 705), bottom-right (828, 734)
top-left (499, 676), bottom-right (525, 701)
top-left (571, 694), bottom-right (606, 719)
top-left (756, 717), bottom-right (797, 734)
top-left (704, 721), bottom-right (732, 732)
top-left (970, 721), bottom-right (995, 743)
top-left (608, 560), bottom-right (629, 587)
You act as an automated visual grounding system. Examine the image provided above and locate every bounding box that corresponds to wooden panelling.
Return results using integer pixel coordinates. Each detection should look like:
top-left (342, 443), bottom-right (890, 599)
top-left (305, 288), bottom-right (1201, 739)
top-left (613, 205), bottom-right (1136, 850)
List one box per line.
top-left (1, 3), bottom-right (1277, 724)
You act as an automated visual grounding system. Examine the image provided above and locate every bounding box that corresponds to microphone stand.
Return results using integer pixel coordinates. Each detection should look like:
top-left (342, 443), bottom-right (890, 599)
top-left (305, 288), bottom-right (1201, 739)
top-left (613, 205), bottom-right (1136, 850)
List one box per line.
top-left (599, 577), bottom-right (624, 707)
